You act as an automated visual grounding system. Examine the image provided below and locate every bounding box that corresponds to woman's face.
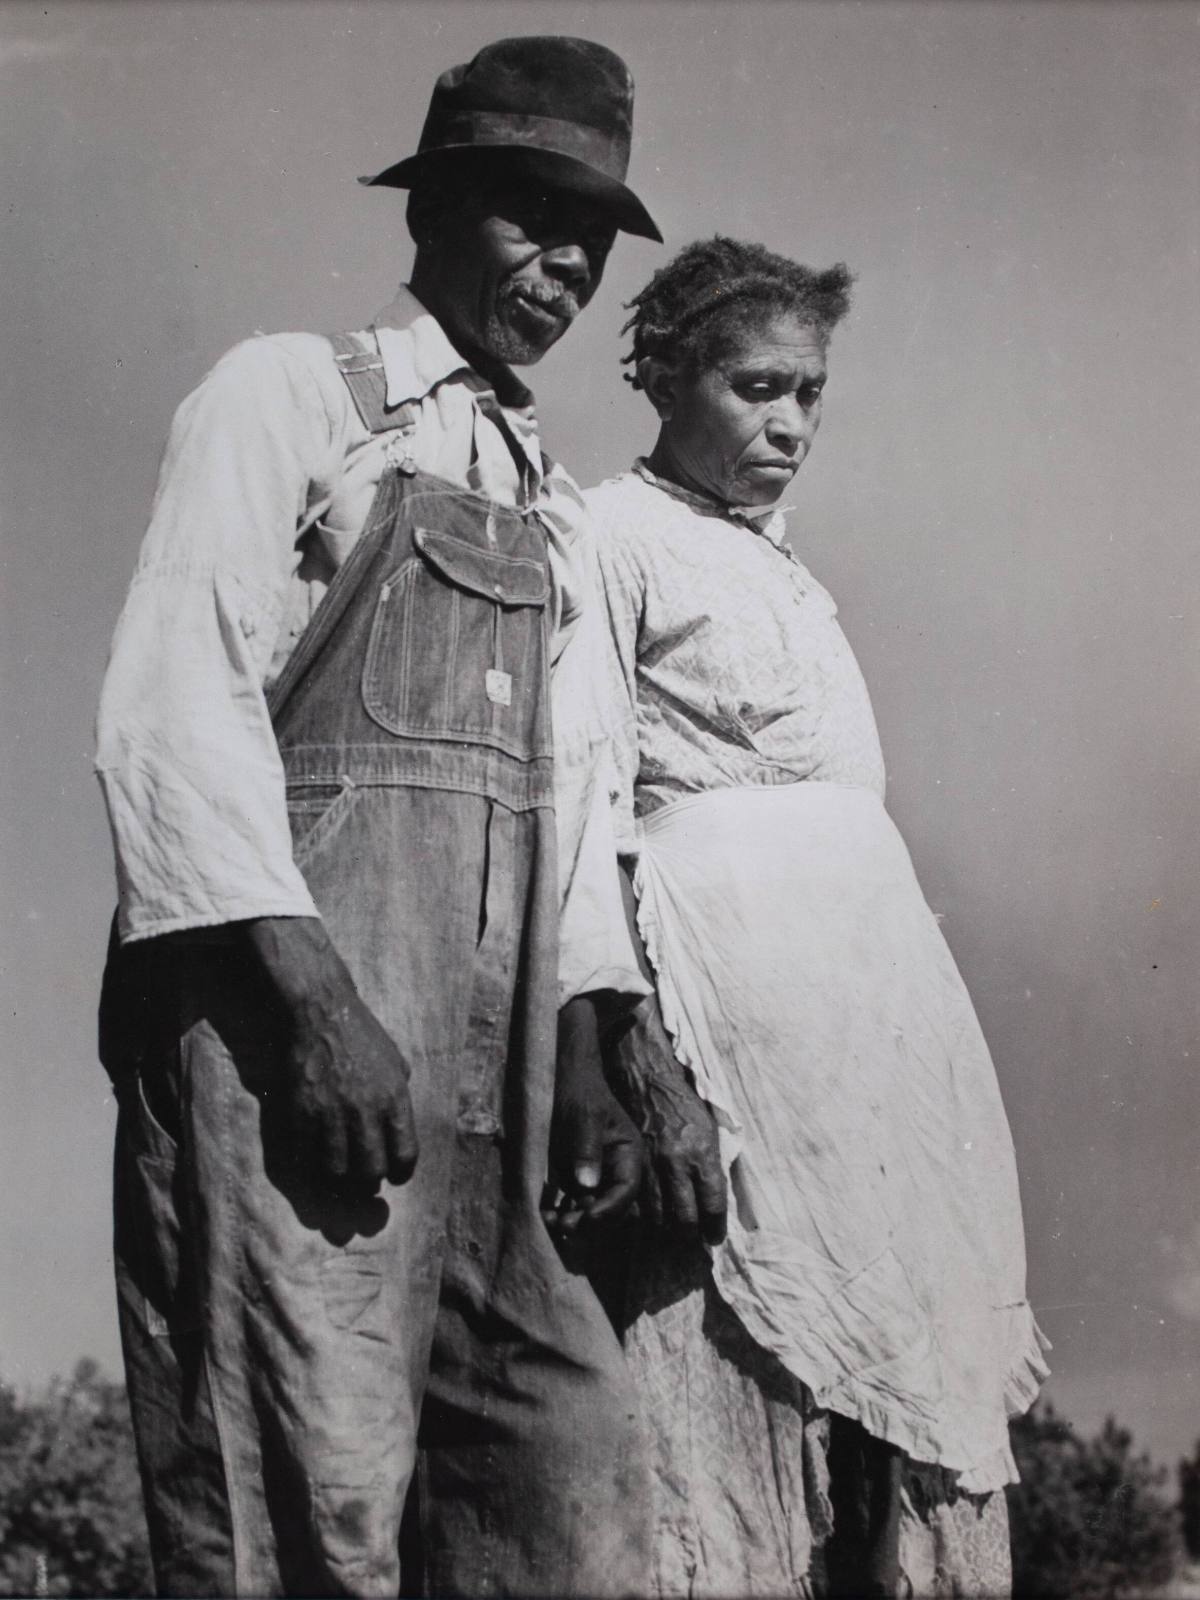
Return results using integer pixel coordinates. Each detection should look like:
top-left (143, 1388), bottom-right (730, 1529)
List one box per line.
top-left (655, 314), bottom-right (828, 508)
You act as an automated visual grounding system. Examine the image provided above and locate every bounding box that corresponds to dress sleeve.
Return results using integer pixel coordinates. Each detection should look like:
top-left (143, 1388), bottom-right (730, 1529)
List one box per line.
top-left (95, 337), bottom-right (339, 942)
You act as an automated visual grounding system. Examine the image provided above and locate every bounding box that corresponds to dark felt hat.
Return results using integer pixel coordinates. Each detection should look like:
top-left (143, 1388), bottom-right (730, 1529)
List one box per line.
top-left (360, 35), bottom-right (662, 242)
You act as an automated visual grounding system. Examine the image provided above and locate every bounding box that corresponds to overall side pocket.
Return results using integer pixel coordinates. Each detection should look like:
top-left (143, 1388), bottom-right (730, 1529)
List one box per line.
top-left (286, 778), bottom-right (363, 869)
top-left (114, 1057), bottom-right (200, 1339)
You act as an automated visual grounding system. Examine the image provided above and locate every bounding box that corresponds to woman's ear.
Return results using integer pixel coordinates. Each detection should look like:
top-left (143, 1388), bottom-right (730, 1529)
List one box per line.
top-left (638, 356), bottom-right (677, 421)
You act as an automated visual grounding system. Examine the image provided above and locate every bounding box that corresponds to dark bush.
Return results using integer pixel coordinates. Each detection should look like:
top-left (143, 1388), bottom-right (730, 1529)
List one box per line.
top-left (0, 1360), bottom-right (151, 1598)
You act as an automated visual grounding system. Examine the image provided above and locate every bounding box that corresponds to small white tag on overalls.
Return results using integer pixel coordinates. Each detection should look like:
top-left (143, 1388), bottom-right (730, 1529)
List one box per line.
top-left (485, 669), bottom-right (512, 706)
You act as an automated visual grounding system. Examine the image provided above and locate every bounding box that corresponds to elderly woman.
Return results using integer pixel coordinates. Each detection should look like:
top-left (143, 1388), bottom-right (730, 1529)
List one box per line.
top-left (588, 238), bottom-right (1048, 1598)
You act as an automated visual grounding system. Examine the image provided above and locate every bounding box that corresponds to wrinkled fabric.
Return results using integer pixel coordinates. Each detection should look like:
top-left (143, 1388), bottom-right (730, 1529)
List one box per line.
top-left (590, 468), bottom-right (1047, 1497)
top-left (620, 1236), bottom-right (1012, 1600)
top-left (593, 460), bottom-right (884, 855)
top-left (95, 289), bottom-right (642, 1007)
top-left (632, 785), bottom-right (1046, 1492)
top-left (898, 1465), bottom-right (1014, 1598)
top-left (623, 1237), bottom-right (832, 1599)
top-left (114, 464), bottom-right (651, 1598)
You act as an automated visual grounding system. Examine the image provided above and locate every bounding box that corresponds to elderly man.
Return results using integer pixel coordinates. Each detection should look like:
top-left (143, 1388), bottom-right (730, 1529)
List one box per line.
top-left (95, 37), bottom-right (661, 1598)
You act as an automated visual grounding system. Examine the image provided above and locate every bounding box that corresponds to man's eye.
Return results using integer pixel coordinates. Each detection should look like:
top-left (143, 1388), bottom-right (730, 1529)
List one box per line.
top-left (737, 381), bottom-right (775, 399)
top-left (800, 384), bottom-right (825, 406)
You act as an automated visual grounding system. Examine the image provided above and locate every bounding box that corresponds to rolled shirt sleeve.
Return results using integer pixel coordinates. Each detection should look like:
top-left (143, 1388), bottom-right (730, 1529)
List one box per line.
top-left (95, 337), bottom-right (336, 941)
top-left (547, 512), bottom-right (650, 1010)
top-left (587, 489), bottom-right (644, 863)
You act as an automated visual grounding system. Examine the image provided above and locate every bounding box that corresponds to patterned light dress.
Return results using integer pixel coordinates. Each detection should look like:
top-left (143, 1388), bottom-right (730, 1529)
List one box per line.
top-left (588, 463), bottom-right (1048, 1599)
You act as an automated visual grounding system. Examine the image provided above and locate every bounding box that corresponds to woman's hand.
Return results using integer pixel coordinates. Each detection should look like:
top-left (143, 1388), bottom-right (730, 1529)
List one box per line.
top-left (612, 994), bottom-right (727, 1245)
top-left (544, 996), bottom-right (645, 1236)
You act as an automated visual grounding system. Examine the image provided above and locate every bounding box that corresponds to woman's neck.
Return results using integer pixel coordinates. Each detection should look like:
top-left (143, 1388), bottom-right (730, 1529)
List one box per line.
top-left (644, 432), bottom-right (721, 507)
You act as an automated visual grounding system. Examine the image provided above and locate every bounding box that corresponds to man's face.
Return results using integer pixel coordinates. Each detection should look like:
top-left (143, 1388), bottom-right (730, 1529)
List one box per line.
top-left (428, 182), bottom-right (617, 367)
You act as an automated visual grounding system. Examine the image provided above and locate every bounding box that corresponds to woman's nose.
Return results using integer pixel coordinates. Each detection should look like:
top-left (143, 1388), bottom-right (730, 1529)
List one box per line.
top-left (766, 396), bottom-right (810, 453)
top-left (540, 240), bottom-right (591, 290)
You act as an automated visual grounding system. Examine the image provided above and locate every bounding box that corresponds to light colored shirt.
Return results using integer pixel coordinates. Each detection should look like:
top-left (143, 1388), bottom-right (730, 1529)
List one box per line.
top-left (96, 288), bottom-right (645, 1006)
top-left (588, 461), bottom-right (886, 858)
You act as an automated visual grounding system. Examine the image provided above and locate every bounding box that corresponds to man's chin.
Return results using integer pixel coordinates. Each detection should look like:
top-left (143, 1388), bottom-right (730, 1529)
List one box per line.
top-left (489, 308), bottom-right (572, 366)
top-left (482, 335), bottom-right (561, 369)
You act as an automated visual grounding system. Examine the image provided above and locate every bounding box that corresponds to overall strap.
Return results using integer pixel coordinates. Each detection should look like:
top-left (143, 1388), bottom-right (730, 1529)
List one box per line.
top-left (265, 475), bottom-right (401, 722)
top-left (266, 336), bottom-right (421, 720)
top-left (327, 329), bottom-right (417, 437)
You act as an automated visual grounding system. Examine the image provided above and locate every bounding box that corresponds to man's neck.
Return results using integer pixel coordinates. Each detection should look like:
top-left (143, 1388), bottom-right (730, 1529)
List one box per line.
top-left (408, 259), bottom-right (513, 397)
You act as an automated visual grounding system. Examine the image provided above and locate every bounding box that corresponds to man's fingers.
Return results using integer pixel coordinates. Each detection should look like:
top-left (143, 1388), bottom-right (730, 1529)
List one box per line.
top-left (586, 1137), bottom-right (643, 1224)
top-left (643, 1162), bottom-right (664, 1231)
top-left (316, 1113), bottom-right (351, 1183)
top-left (661, 1156), bottom-right (700, 1231)
top-left (383, 1097), bottom-right (419, 1186)
top-left (569, 1110), bottom-right (604, 1196)
top-left (338, 1101), bottom-right (387, 1188)
top-left (540, 1183), bottom-right (566, 1232)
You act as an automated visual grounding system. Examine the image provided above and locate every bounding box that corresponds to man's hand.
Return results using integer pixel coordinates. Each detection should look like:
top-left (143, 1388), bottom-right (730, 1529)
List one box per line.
top-left (244, 918), bottom-right (419, 1189)
top-left (611, 995), bottom-right (727, 1246)
top-left (543, 996), bottom-right (644, 1236)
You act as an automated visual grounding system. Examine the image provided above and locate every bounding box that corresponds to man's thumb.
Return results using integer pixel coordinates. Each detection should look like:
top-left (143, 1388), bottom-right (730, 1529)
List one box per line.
top-left (572, 1116), bottom-right (603, 1191)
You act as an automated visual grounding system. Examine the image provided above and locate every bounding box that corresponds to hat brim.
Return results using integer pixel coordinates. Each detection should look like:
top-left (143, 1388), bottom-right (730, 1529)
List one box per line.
top-left (359, 144), bottom-right (662, 243)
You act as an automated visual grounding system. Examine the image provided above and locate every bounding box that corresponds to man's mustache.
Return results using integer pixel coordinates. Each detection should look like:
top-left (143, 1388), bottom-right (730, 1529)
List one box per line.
top-left (501, 280), bottom-right (580, 321)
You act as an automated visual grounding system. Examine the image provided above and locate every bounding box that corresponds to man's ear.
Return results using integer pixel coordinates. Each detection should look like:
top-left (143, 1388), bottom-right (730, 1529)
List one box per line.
top-left (638, 356), bottom-right (678, 421)
top-left (406, 185), bottom-right (452, 252)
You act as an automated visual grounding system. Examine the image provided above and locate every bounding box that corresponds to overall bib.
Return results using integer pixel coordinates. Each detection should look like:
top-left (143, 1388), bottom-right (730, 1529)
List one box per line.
top-left (108, 335), bottom-right (649, 1597)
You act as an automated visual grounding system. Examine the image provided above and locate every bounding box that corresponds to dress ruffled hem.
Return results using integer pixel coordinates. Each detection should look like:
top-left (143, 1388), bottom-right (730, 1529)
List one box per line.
top-left (713, 1248), bottom-right (1051, 1491)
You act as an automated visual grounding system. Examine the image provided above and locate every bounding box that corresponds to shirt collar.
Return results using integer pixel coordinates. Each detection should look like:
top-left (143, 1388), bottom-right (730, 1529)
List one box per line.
top-left (631, 458), bottom-right (792, 545)
top-left (372, 285), bottom-right (535, 413)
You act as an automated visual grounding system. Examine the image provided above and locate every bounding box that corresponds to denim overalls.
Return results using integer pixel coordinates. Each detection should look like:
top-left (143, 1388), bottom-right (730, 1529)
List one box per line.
top-left (108, 333), bottom-right (649, 1597)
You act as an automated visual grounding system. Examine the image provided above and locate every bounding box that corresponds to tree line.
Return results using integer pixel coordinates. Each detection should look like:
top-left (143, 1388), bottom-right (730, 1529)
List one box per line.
top-left (1, 1360), bottom-right (1197, 1597)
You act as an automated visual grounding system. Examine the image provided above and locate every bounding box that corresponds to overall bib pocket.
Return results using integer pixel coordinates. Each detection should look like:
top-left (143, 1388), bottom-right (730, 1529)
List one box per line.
top-left (361, 526), bottom-right (551, 761)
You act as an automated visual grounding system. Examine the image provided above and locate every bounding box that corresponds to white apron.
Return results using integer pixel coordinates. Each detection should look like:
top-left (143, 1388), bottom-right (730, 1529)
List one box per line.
top-left (634, 781), bottom-right (1049, 1492)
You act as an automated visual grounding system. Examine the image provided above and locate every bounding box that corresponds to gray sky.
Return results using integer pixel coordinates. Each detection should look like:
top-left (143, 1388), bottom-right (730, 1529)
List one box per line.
top-left (2, 0), bottom-right (1198, 1465)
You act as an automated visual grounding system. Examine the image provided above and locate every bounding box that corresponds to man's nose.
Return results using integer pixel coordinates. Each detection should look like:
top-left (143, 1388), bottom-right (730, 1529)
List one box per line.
top-left (540, 240), bottom-right (591, 290)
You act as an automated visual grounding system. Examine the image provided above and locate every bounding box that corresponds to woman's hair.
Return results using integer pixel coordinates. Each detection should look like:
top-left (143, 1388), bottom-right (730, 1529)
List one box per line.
top-left (621, 236), bottom-right (854, 389)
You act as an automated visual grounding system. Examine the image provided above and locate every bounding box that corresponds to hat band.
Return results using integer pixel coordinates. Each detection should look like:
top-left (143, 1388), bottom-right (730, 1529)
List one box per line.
top-left (421, 110), bottom-right (629, 181)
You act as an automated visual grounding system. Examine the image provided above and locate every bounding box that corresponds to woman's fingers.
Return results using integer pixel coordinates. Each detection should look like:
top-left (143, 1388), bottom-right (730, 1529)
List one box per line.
top-left (695, 1163), bottom-right (728, 1245)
